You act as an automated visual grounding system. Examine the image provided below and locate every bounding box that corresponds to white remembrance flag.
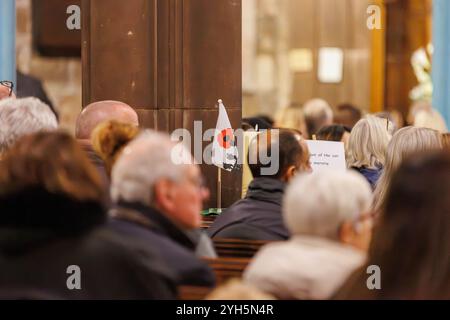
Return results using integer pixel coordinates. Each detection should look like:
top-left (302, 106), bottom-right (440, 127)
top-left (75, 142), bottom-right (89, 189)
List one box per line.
top-left (212, 99), bottom-right (239, 171)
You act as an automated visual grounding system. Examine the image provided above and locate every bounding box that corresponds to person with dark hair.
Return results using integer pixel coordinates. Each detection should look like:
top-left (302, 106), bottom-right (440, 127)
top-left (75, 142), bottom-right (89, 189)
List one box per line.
top-left (317, 125), bottom-right (351, 144)
top-left (256, 115), bottom-right (275, 127)
top-left (335, 151), bottom-right (450, 300)
top-left (334, 103), bottom-right (362, 129)
top-left (242, 116), bottom-right (272, 131)
top-left (208, 129), bottom-right (312, 241)
top-left (0, 131), bottom-right (176, 299)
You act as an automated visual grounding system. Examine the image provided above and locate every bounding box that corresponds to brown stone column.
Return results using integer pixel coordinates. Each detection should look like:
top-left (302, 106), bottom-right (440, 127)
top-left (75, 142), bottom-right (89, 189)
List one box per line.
top-left (82, 0), bottom-right (242, 208)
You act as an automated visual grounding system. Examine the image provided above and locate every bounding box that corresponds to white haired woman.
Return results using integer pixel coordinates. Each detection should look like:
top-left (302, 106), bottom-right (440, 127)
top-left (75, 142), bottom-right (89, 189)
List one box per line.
top-left (347, 115), bottom-right (391, 189)
top-left (243, 170), bottom-right (373, 300)
top-left (372, 126), bottom-right (442, 214)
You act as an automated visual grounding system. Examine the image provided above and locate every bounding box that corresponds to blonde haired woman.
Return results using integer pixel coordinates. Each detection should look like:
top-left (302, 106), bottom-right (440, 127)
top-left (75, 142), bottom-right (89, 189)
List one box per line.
top-left (347, 115), bottom-right (391, 189)
top-left (372, 126), bottom-right (442, 213)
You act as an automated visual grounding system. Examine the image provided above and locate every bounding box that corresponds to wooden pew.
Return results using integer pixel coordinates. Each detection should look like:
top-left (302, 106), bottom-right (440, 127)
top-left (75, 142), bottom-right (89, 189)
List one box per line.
top-left (213, 238), bottom-right (269, 258)
top-left (200, 215), bottom-right (217, 230)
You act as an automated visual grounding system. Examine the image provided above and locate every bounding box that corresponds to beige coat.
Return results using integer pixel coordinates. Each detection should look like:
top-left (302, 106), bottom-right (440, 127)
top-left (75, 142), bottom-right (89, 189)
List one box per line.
top-left (243, 236), bottom-right (366, 300)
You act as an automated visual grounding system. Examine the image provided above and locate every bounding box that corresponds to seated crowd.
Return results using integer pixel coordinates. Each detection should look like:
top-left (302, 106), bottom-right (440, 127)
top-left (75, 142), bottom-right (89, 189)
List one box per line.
top-left (0, 83), bottom-right (449, 299)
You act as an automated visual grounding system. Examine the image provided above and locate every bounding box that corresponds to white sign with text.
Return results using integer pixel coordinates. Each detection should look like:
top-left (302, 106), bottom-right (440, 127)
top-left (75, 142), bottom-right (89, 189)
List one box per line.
top-left (306, 140), bottom-right (346, 172)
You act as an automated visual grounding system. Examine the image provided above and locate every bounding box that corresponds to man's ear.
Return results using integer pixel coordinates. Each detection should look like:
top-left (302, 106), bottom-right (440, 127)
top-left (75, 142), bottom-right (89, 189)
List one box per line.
top-left (283, 165), bottom-right (297, 182)
top-left (153, 180), bottom-right (176, 212)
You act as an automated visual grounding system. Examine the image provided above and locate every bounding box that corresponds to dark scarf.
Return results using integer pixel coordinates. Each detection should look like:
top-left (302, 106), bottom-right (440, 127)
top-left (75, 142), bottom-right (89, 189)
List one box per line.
top-left (113, 201), bottom-right (198, 251)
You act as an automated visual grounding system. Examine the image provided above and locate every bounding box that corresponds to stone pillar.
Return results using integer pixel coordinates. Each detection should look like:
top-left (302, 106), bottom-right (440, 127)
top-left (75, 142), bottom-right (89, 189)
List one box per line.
top-left (0, 0), bottom-right (16, 86)
top-left (82, 0), bottom-right (242, 208)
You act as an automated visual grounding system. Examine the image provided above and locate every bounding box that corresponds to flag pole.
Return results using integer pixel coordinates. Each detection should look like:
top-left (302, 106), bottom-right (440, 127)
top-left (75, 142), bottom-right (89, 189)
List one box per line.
top-left (217, 166), bottom-right (222, 213)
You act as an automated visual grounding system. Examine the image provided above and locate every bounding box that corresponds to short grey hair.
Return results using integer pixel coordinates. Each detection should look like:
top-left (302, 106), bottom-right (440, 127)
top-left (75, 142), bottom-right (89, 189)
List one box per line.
top-left (110, 130), bottom-right (192, 206)
top-left (0, 97), bottom-right (58, 153)
top-left (283, 170), bottom-right (372, 240)
top-left (303, 98), bottom-right (333, 135)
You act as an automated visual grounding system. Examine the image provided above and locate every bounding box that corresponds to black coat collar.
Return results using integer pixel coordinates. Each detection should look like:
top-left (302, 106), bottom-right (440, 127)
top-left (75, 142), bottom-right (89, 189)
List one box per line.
top-left (115, 201), bottom-right (197, 251)
top-left (246, 177), bottom-right (286, 206)
top-left (0, 187), bottom-right (106, 255)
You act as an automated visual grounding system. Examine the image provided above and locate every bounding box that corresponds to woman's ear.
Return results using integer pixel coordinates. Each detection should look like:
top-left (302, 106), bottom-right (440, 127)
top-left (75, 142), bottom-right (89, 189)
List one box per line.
top-left (339, 218), bottom-right (373, 252)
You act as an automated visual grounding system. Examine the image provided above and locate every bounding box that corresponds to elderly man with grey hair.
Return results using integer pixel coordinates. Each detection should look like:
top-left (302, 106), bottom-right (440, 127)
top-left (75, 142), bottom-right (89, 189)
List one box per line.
top-left (303, 98), bottom-right (334, 138)
top-left (243, 169), bottom-right (373, 300)
top-left (0, 97), bottom-right (58, 154)
top-left (108, 130), bottom-right (216, 287)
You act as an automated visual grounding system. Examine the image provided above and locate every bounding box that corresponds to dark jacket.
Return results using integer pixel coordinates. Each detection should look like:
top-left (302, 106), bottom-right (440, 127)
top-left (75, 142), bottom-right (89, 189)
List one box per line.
top-left (109, 201), bottom-right (216, 287)
top-left (353, 166), bottom-right (382, 190)
top-left (208, 177), bottom-right (290, 241)
top-left (0, 188), bottom-right (177, 300)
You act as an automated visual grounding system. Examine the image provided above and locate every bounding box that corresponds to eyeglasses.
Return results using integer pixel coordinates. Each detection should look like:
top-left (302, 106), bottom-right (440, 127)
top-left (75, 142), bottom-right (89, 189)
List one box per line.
top-left (0, 81), bottom-right (14, 97)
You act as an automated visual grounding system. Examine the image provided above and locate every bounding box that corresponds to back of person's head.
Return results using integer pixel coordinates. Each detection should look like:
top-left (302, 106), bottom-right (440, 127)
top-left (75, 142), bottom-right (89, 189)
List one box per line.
top-left (375, 112), bottom-right (397, 136)
top-left (256, 115), bottom-right (275, 127)
top-left (247, 129), bottom-right (310, 181)
top-left (346, 151), bottom-right (450, 299)
top-left (0, 97), bottom-right (58, 154)
top-left (75, 100), bottom-right (139, 140)
top-left (284, 170), bottom-right (373, 250)
top-left (242, 116), bottom-right (272, 131)
top-left (373, 126), bottom-right (442, 213)
top-left (335, 103), bottom-right (362, 129)
top-left (275, 104), bottom-right (308, 137)
top-left (0, 131), bottom-right (105, 232)
top-left (303, 98), bottom-right (333, 136)
top-left (91, 120), bottom-right (140, 176)
top-left (347, 115), bottom-right (391, 170)
top-left (316, 125), bottom-right (351, 142)
top-left (407, 100), bottom-right (432, 125)
top-left (111, 130), bottom-right (207, 229)
top-left (413, 109), bottom-right (448, 133)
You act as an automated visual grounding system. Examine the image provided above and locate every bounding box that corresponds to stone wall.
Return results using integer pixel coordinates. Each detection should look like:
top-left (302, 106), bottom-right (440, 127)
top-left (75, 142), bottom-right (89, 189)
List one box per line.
top-left (16, 0), bottom-right (81, 134)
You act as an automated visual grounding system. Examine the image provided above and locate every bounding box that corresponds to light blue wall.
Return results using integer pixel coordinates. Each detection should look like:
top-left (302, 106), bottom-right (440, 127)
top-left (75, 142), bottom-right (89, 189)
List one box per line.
top-left (432, 0), bottom-right (450, 128)
top-left (0, 0), bottom-right (16, 89)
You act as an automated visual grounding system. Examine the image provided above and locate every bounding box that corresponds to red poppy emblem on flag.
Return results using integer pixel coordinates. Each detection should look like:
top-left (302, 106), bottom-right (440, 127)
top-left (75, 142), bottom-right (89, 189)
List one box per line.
top-left (218, 128), bottom-right (234, 149)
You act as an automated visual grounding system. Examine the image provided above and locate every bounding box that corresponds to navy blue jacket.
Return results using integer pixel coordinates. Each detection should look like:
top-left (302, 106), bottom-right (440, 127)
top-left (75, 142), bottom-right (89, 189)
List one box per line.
top-left (208, 178), bottom-right (290, 241)
top-left (109, 202), bottom-right (216, 287)
top-left (353, 166), bottom-right (383, 190)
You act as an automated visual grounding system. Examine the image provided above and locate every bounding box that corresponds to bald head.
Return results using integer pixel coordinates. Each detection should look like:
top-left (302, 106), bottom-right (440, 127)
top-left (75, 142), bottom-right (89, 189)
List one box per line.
top-left (76, 100), bottom-right (139, 140)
